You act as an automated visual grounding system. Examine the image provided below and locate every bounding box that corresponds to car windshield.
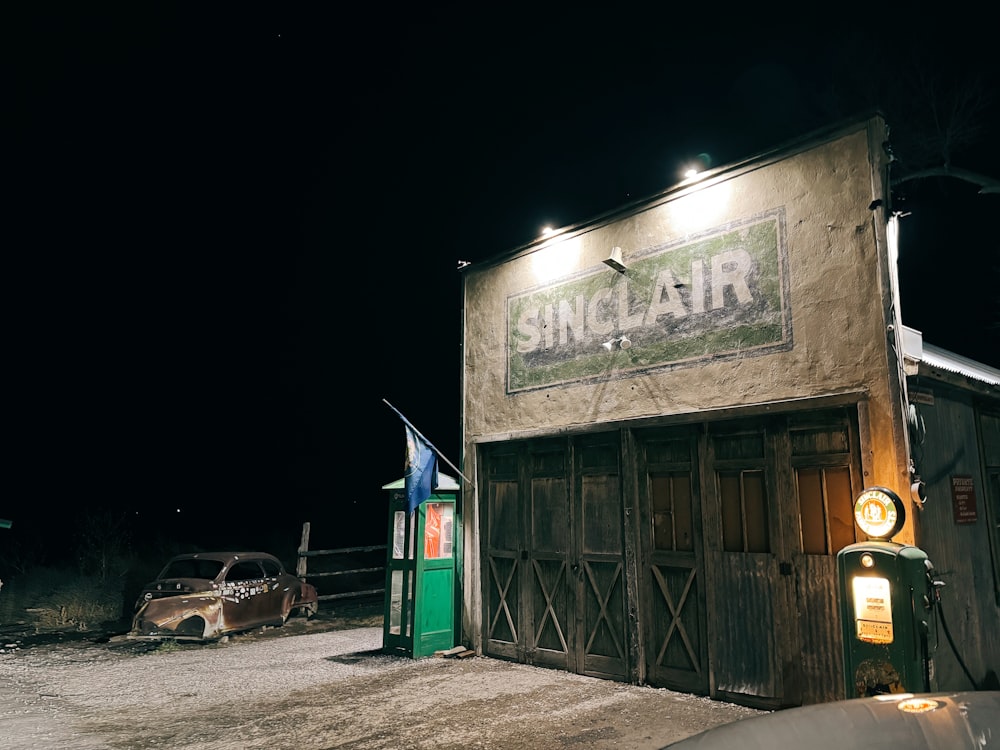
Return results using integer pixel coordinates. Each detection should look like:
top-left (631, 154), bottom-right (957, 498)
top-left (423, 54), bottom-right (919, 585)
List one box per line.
top-left (159, 558), bottom-right (226, 581)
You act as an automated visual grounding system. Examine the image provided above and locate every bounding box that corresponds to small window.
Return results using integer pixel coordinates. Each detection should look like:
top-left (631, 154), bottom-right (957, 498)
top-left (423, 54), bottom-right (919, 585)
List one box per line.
top-left (260, 558), bottom-right (282, 577)
top-left (161, 558), bottom-right (225, 581)
top-left (392, 511), bottom-right (408, 559)
top-left (424, 503), bottom-right (454, 559)
top-left (719, 470), bottom-right (769, 553)
top-left (796, 466), bottom-right (856, 554)
top-left (651, 473), bottom-right (694, 551)
top-left (226, 561), bottom-right (264, 582)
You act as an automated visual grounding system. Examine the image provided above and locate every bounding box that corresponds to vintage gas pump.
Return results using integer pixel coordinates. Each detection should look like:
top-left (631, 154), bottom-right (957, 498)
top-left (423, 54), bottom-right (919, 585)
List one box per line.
top-left (381, 474), bottom-right (459, 659)
top-left (837, 486), bottom-right (936, 697)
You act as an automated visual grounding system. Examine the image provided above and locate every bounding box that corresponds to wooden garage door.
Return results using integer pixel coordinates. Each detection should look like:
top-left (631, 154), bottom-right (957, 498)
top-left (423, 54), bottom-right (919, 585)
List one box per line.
top-left (481, 435), bottom-right (628, 680)
top-left (704, 411), bottom-right (861, 708)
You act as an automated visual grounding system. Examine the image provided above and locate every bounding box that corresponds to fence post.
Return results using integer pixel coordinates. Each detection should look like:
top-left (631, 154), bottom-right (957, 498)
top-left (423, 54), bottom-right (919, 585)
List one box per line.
top-left (297, 522), bottom-right (310, 579)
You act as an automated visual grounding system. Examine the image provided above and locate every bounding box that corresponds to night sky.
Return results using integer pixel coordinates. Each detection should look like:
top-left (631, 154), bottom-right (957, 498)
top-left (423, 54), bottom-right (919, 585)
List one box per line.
top-left (6, 8), bottom-right (999, 559)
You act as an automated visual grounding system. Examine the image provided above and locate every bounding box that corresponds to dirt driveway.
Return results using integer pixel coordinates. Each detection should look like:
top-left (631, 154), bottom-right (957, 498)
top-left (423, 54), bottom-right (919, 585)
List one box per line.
top-left (0, 612), bottom-right (765, 749)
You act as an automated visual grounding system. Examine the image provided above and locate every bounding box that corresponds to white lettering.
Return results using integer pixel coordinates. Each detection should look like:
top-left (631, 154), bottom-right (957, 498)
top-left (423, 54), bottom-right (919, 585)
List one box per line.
top-left (711, 249), bottom-right (753, 309)
top-left (515, 250), bottom-right (757, 354)
top-left (515, 307), bottom-right (542, 353)
top-left (588, 288), bottom-right (615, 336)
top-left (691, 259), bottom-right (705, 314)
top-left (644, 268), bottom-right (687, 324)
top-left (542, 304), bottom-right (554, 350)
top-left (618, 279), bottom-right (646, 331)
top-left (558, 295), bottom-right (586, 347)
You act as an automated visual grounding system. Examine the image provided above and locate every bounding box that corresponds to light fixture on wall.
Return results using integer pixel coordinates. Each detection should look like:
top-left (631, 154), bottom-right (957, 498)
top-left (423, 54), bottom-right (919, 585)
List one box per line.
top-left (602, 336), bottom-right (631, 351)
top-left (603, 246), bottom-right (627, 273)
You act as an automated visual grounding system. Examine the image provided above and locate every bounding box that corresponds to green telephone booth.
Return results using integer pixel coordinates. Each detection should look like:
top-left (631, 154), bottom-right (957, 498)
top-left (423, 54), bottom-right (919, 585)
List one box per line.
top-left (381, 473), bottom-right (459, 659)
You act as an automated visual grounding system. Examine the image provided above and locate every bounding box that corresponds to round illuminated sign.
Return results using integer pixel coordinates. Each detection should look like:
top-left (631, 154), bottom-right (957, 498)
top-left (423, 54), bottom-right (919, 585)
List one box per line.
top-left (897, 697), bottom-right (940, 714)
top-left (854, 487), bottom-right (905, 539)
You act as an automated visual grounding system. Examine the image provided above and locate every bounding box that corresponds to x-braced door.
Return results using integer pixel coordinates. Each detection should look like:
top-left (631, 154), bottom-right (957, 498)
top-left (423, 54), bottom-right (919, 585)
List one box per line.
top-left (574, 434), bottom-right (628, 680)
top-left (637, 428), bottom-right (708, 693)
top-left (481, 435), bottom-right (628, 680)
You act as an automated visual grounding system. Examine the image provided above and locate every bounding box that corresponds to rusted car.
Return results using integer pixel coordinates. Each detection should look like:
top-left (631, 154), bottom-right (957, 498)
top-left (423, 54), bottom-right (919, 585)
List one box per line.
top-left (128, 551), bottom-right (318, 642)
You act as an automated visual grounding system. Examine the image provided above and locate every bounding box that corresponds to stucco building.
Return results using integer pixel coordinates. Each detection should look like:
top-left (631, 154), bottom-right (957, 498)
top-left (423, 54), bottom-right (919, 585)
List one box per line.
top-left (455, 113), bottom-right (1000, 708)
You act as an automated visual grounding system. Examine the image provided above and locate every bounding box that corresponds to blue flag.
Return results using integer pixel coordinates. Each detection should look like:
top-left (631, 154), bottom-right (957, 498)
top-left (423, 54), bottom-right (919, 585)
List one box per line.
top-left (404, 424), bottom-right (438, 515)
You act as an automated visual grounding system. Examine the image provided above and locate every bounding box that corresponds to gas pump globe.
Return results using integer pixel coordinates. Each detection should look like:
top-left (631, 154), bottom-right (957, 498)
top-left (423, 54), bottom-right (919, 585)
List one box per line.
top-left (837, 487), bottom-right (935, 697)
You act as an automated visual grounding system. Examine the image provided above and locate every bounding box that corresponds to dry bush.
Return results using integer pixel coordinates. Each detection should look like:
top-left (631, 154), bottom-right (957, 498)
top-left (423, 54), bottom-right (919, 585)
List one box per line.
top-left (0, 566), bottom-right (124, 633)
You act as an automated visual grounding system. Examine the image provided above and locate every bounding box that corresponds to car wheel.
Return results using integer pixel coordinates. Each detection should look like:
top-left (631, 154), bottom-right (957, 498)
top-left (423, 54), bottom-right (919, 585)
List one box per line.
top-left (176, 616), bottom-right (206, 639)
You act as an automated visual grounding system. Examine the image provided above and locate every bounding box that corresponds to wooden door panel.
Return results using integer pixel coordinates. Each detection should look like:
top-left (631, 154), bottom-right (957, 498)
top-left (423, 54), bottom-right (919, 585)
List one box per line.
top-left (794, 551), bottom-right (844, 704)
top-left (712, 553), bottom-right (780, 698)
top-left (639, 432), bottom-right (709, 693)
top-left (646, 559), bottom-right (705, 690)
top-left (787, 413), bottom-right (860, 704)
top-left (484, 471), bottom-right (521, 660)
top-left (580, 558), bottom-right (626, 678)
top-left (577, 446), bottom-right (627, 680)
top-left (526, 465), bottom-right (573, 669)
top-left (529, 557), bottom-right (571, 667)
top-left (485, 552), bottom-right (520, 659)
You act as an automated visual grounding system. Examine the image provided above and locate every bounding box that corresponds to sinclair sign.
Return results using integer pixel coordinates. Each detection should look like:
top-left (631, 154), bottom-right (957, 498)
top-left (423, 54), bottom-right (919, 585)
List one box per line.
top-left (506, 210), bottom-right (791, 392)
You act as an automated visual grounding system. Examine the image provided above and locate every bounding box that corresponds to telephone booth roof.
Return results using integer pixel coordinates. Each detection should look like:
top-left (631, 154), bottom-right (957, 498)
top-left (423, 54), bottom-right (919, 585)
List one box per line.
top-left (381, 472), bottom-right (460, 492)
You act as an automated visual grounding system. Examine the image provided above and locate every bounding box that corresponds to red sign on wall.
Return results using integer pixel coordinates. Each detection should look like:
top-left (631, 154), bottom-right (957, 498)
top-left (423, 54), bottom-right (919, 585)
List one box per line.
top-left (951, 475), bottom-right (978, 524)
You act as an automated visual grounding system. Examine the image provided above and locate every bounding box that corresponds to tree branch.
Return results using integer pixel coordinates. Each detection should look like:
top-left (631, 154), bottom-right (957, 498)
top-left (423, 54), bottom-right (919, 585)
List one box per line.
top-left (892, 165), bottom-right (1000, 194)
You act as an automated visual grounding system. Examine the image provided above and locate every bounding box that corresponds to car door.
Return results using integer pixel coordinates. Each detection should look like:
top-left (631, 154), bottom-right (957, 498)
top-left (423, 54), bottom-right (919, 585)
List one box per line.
top-left (259, 556), bottom-right (295, 619)
top-left (220, 558), bottom-right (280, 631)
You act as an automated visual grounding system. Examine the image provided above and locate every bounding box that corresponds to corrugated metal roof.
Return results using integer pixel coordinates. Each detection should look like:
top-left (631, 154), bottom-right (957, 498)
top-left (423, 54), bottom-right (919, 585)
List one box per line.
top-left (920, 343), bottom-right (1000, 385)
top-left (902, 325), bottom-right (1000, 386)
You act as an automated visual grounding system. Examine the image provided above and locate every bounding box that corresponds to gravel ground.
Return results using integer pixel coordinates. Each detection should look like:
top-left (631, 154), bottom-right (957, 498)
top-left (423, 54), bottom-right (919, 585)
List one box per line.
top-left (0, 614), bottom-right (765, 749)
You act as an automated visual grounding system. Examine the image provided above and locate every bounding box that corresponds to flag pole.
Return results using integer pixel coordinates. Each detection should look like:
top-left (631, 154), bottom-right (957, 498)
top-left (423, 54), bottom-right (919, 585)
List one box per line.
top-left (383, 399), bottom-right (470, 484)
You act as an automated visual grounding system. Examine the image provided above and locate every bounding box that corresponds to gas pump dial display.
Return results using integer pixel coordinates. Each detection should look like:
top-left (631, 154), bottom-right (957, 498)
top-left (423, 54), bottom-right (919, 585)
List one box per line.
top-left (854, 487), bottom-right (905, 539)
top-left (852, 576), bottom-right (893, 643)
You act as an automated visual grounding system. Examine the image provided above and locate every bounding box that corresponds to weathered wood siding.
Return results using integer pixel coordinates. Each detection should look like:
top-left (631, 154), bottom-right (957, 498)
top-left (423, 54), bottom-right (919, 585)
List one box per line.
top-left (909, 382), bottom-right (1000, 690)
top-left (794, 555), bottom-right (843, 705)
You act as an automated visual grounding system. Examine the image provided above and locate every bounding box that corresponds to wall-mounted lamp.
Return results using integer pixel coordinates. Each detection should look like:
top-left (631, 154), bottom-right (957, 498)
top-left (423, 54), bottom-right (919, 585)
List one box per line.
top-left (603, 246), bottom-right (627, 273)
top-left (602, 336), bottom-right (631, 351)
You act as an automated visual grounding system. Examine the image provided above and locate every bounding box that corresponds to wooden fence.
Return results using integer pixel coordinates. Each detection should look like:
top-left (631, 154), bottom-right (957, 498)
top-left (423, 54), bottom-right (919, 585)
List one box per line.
top-left (295, 521), bottom-right (386, 603)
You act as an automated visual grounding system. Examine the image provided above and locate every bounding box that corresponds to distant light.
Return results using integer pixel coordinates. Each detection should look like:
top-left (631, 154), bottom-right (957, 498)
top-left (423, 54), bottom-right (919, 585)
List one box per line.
top-left (684, 168), bottom-right (700, 179)
top-left (541, 226), bottom-right (555, 236)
